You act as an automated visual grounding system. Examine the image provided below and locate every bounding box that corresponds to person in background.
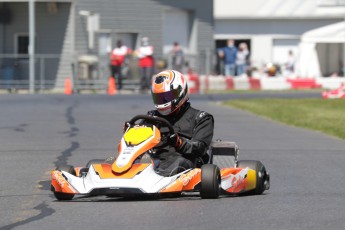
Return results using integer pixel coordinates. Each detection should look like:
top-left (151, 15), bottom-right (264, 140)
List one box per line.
top-left (110, 40), bottom-right (131, 90)
top-left (286, 50), bottom-right (295, 75)
top-left (236, 42), bottom-right (250, 76)
top-left (136, 37), bottom-right (154, 91)
top-left (217, 39), bottom-right (237, 77)
top-left (171, 42), bottom-right (184, 72)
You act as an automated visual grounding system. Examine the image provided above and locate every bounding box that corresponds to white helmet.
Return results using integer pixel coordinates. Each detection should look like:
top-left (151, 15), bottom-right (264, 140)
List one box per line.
top-left (151, 70), bottom-right (188, 116)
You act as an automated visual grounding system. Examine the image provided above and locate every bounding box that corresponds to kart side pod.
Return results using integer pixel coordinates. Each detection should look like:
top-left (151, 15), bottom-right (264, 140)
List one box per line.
top-left (209, 141), bottom-right (269, 195)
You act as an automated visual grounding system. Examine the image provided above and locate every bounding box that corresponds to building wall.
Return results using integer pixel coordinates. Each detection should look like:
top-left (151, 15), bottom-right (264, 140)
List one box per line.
top-left (214, 0), bottom-right (345, 75)
top-left (0, 2), bottom-right (71, 84)
top-left (156, 0), bottom-right (214, 53)
top-left (214, 0), bottom-right (345, 18)
top-left (0, 0), bottom-right (214, 87)
top-left (214, 19), bottom-right (343, 38)
top-left (0, 2), bottom-right (70, 54)
top-left (46, 0), bottom-right (215, 84)
top-left (214, 18), bottom-right (343, 67)
top-left (74, 0), bottom-right (213, 55)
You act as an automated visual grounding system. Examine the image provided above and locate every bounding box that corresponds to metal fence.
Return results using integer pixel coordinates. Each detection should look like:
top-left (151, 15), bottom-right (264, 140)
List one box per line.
top-left (0, 51), bottom-right (214, 93)
top-left (0, 54), bottom-right (61, 92)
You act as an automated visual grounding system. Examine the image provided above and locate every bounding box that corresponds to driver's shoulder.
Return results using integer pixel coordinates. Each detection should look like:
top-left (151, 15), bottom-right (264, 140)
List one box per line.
top-left (187, 106), bottom-right (213, 124)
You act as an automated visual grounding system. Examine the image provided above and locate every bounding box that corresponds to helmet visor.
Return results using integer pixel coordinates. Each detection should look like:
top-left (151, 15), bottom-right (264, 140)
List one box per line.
top-left (151, 89), bottom-right (180, 105)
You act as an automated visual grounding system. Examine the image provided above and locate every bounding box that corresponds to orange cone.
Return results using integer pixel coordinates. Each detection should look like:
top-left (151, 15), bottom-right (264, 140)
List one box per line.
top-left (64, 77), bottom-right (73, 95)
top-left (108, 77), bottom-right (116, 95)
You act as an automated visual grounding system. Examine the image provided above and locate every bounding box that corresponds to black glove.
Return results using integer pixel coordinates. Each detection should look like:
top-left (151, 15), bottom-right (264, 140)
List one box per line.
top-left (167, 133), bottom-right (183, 149)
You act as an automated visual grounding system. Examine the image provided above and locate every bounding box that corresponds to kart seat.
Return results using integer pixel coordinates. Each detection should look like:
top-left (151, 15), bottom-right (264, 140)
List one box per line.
top-left (193, 154), bottom-right (210, 168)
top-left (208, 140), bottom-right (238, 168)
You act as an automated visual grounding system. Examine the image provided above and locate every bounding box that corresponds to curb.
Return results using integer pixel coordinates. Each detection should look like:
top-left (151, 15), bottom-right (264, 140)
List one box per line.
top-left (197, 75), bottom-right (345, 92)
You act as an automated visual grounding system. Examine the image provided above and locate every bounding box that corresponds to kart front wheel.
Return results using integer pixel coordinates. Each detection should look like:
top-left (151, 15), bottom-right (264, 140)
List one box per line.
top-left (53, 165), bottom-right (76, 200)
top-left (200, 164), bottom-right (220, 199)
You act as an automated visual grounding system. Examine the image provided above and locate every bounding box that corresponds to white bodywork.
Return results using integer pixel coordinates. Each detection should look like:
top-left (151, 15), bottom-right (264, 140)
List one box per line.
top-left (61, 165), bottom-right (191, 194)
top-left (61, 164), bottom-right (244, 195)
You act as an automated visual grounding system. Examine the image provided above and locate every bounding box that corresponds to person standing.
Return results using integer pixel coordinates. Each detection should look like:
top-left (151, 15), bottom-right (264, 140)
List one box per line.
top-left (217, 39), bottom-right (237, 76)
top-left (236, 42), bottom-right (249, 76)
top-left (285, 50), bottom-right (295, 75)
top-left (110, 40), bottom-right (131, 90)
top-left (171, 42), bottom-right (184, 72)
top-left (136, 37), bottom-right (154, 91)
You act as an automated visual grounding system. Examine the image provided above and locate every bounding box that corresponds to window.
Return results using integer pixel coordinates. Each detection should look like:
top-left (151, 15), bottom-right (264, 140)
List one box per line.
top-left (115, 33), bottom-right (138, 51)
top-left (14, 34), bottom-right (29, 54)
top-left (272, 39), bottom-right (299, 65)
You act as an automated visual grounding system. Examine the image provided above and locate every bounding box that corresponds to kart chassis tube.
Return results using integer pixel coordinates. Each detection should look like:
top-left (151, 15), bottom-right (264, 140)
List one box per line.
top-left (129, 115), bottom-right (175, 135)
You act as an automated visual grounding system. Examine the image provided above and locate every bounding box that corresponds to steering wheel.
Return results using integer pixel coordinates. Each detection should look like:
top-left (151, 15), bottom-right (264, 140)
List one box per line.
top-left (128, 115), bottom-right (175, 148)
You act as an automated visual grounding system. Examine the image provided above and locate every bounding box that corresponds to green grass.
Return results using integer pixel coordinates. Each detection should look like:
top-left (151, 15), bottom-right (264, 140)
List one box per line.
top-left (224, 98), bottom-right (345, 140)
top-left (205, 89), bottom-right (323, 94)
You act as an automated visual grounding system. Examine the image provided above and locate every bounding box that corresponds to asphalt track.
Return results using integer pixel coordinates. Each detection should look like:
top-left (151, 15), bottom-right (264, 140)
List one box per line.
top-left (0, 92), bottom-right (344, 230)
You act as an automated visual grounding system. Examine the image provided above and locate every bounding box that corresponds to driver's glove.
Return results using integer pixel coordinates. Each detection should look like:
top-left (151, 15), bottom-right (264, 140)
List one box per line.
top-left (167, 133), bottom-right (183, 150)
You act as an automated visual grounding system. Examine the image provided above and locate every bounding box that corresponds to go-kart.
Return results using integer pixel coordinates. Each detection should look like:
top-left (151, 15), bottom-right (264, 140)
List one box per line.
top-left (51, 115), bottom-right (270, 200)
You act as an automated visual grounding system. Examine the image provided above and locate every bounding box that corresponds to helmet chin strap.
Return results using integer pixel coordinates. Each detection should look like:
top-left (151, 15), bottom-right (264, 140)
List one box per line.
top-left (164, 98), bottom-right (189, 118)
top-left (171, 99), bottom-right (178, 108)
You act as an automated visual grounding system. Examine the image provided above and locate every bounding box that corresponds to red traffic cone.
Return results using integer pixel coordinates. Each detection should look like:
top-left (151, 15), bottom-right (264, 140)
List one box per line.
top-left (108, 77), bottom-right (116, 95)
top-left (64, 77), bottom-right (73, 95)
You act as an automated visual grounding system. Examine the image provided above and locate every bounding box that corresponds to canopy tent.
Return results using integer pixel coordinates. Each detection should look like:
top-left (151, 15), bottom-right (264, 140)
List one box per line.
top-left (301, 21), bottom-right (345, 43)
top-left (296, 21), bottom-right (345, 78)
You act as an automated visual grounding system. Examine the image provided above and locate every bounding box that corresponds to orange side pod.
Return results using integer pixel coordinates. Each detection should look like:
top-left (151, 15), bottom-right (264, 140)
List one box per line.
top-left (160, 169), bottom-right (202, 193)
top-left (51, 171), bottom-right (77, 194)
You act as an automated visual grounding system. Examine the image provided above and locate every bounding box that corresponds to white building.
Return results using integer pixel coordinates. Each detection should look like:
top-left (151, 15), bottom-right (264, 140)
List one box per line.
top-left (214, 0), bottom-right (345, 77)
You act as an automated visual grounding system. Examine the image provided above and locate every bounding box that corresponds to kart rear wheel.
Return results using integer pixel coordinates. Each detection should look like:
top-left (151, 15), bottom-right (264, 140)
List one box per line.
top-left (200, 164), bottom-right (221, 199)
top-left (86, 159), bottom-right (105, 168)
top-left (54, 165), bottom-right (76, 200)
top-left (236, 160), bottom-right (268, 195)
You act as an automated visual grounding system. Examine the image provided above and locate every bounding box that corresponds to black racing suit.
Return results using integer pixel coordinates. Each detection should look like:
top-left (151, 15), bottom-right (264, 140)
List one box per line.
top-left (148, 102), bottom-right (214, 177)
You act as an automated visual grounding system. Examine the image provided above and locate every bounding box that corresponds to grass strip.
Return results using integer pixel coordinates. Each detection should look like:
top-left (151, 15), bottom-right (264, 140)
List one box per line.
top-left (206, 89), bottom-right (323, 94)
top-left (224, 98), bottom-right (345, 140)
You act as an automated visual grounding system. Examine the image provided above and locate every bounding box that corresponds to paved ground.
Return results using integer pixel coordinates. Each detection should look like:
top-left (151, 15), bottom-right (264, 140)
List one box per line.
top-left (0, 93), bottom-right (344, 230)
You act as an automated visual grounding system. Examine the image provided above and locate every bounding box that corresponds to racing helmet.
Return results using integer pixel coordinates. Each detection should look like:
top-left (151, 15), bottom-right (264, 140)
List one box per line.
top-left (151, 70), bottom-right (188, 116)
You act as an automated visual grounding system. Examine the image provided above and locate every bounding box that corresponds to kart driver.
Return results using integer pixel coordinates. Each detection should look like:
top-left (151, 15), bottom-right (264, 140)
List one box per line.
top-left (147, 70), bottom-right (214, 176)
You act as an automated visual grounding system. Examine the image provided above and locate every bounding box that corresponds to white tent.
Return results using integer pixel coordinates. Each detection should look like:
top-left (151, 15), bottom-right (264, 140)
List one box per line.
top-left (296, 21), bottom-right (345, 78)
top-left (302, 21), bottom-right (345, 43)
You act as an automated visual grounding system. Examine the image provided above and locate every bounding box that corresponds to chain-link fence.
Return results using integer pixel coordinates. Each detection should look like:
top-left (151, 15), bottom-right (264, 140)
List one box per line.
top-left (0, 54), bottom-right (61, 92)
top-left (0, 50), bottom-right (215, 93)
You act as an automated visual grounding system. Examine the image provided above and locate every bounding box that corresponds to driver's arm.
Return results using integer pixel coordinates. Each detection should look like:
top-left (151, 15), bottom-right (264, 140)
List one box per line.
top-left (177, 114), bottom-right (214, 158)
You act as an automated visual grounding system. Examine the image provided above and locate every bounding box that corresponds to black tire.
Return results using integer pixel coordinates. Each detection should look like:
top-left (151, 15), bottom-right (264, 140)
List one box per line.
top-left (200, 164), bottom-right (221, 199)
top-left (86, 159), bottom-right (105, 168)
top-left (54, 165), bottom-right (76, 200)
top-left (236, 160), bottom-right (268, 195)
